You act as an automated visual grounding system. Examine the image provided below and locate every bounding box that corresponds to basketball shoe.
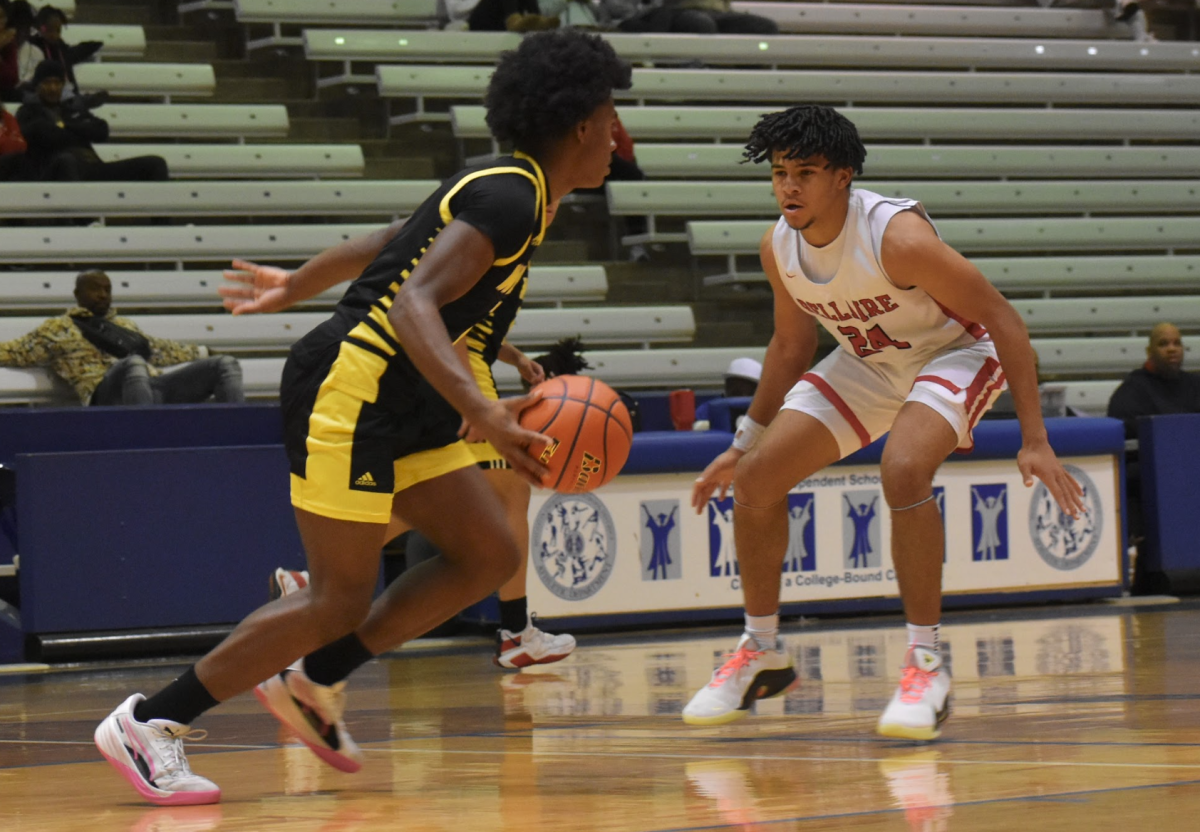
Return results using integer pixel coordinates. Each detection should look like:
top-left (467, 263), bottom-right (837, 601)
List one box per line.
top-left (255, 661), bottom-right (362, 773)
top-left (682, 634), bottom-right (797, 726)
top-left (268, 567), bottom-right (309, 601)
top-left (876, 646), bottom-right (952, 741)
top-left (94, 694), bottom-right (221, 806)
top-left (494, 616), bottom-right (576, 669)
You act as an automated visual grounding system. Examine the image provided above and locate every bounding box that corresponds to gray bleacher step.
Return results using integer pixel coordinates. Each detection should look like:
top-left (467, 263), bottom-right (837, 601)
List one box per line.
top-left (361, 157), bottom-right (438, 179)
top-left (287, 116), bottom-right (367, 141)
top-left (143, 40), bottom-right (219, 63)
top-left (215, 76), bottom-right (308, 103)
top-left (75, 3), bottom-right (160, 26)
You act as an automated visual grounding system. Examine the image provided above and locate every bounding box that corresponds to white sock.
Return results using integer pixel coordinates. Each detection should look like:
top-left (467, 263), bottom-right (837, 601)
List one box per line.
top-left (907, 622), bottom-right (940, 651)
top-left (744, 612), bottom-right (779, 651)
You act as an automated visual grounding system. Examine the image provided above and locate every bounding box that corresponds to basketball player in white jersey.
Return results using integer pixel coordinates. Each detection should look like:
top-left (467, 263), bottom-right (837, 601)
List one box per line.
top-left (684, 105), bottom-right (1085, 739)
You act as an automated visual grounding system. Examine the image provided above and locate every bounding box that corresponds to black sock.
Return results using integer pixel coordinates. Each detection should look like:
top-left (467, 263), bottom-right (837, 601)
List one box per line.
top-left (303, 633), bottom-right (375, 687)
top-left (133, 666), bottom-right (219, 726)
top-left (498, 596), bottom-right (528, 634)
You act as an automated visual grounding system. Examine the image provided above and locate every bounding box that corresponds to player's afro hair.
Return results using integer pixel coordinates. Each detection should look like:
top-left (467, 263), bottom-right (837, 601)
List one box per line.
top-left (534, 336), bottom-right (591, 380)
top-left (485, 31), bottom-right (631, 156)
top-left (743, 105), bottom-right (867, 174)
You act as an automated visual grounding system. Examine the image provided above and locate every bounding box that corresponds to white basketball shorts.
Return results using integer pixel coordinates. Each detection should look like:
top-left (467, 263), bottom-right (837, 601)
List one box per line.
top-left (780, 336), bottom-right (1007, 458)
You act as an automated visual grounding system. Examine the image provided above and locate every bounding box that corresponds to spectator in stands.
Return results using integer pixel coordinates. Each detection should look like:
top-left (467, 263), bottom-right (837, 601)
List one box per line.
top-left (1107, 323), bottom-right (1199, 592)
top-left (0, 97), bottom-right (30, 180)
top-left (0, 270), bottom-right (244, 406)
top-left (1115, 0), bottom-right (1154, 42)
top-left (17, 60), bottom-right (167, 182)
top-left (1107, 323), bottom-right (1200, 438)
top-left (616, 0), bottom-right (778, 34)
top-left (0, 1), bottom-right (36, 102)
top-left (17, 5), bottom-right (105, 97)
top-left (468, 0), bottom-right (560, 31)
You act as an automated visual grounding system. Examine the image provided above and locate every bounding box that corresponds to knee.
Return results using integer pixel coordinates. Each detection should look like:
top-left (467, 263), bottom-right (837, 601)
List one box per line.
top-left (881, 450), bottom-right (937, 507)
top-left (731, 448), bottom-right (785, 509)
top-left (306, 581), bottom-right (374, 640)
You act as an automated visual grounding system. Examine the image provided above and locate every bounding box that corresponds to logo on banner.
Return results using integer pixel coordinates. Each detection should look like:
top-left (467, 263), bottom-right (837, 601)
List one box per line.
top-left (531, 493), bottom-right (616, 601)
top-left (971, 484), bottom-right (1008, 561)
top-left (784, 493), bottom-right (816, 573)
top-left (708, 497), bottom-right (738, 577)
top-left (1029, 465), bottom-right (1102, 571)
top-left (843, 490), bottom-right (880, 569)
top-left (640, 499), bottom-right (681, 581)
top-left (933, 486), bottom-right (946, 562)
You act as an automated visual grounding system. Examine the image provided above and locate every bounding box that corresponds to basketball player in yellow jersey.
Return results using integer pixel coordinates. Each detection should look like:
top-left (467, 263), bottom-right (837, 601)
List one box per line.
top-left (252, 258), bottom-right (577, 669)
top-left (94, 31), bottom-right (631, 806)
top-left (685, 105), bottom-right (1086, 739)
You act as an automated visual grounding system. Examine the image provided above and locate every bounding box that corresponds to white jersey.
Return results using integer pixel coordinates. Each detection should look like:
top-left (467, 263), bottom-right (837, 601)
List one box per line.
top-left (771, 188), bottom-right (987, 365)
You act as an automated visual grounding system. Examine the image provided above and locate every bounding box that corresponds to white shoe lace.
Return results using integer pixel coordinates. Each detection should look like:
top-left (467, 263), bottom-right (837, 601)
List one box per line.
top-left (150, 725), bottom-right (208, 778)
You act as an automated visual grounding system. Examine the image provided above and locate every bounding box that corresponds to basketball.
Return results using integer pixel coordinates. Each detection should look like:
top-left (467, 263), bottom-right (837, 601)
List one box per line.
top-left (519, 375), bottom-right (633, 493)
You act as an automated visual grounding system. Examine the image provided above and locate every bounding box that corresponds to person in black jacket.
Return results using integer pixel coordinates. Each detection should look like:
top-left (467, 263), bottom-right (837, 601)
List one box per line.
top-left (19, 5), bottom-right (104, 97)
top-left (16, 59), bottom-right (167, 181)
top-left (1107, 322), bottom-right (1200, 591)
top-left (1107, 322), bottom-right (1200, 438)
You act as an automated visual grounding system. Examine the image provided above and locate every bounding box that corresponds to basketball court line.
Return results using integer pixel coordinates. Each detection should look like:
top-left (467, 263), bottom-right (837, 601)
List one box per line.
top-left (646, 777), bottom-right (1200, 832)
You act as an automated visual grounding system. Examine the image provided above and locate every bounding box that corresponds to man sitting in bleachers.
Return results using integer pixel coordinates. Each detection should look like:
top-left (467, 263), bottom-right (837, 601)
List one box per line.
top-left (0, 270), bottom-right (244, 406)
top-left (16, 60), bottom-right (167, 182)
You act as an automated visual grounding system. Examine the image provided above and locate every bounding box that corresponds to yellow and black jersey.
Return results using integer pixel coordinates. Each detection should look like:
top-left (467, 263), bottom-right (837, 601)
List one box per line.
top-left (287, 151), bottom-right (548, 410)
top-left (465, 277), bottom-right (527, 401)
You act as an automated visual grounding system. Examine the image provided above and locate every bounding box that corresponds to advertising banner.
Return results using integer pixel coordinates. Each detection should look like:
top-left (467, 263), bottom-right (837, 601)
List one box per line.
top-left (526, 455), bottom-right (1121, 622)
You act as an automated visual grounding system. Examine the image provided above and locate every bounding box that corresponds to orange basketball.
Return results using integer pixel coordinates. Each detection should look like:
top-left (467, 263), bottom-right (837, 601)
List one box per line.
top-left (519, 375), bottom-right (633, 493)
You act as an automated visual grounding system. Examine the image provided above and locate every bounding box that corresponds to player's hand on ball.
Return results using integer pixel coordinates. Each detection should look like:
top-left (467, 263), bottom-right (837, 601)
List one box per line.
top-left (690, 448), bottom-right (745, 513)
top-left (220, 259), bottom-right (293, 315)
top-left (458, 390), bottom-right (543, 443)
top-left (463, 397), bottom-right (551, 485)
top-left (1018, 439), bottom-right (1085, 518)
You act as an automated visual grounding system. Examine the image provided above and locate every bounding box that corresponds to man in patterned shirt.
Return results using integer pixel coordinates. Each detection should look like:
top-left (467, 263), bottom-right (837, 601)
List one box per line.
top-left (0, 270), bottom-right (243, 405)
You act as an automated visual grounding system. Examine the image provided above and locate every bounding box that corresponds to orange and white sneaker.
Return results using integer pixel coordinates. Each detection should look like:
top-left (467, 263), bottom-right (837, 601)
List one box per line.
top-left (268, 568), bottom-right (309, 601)
top-left (255, 661), bottom-right (362, 773)
top-left (876, 646), bottom-right (952, 741)
top-left (682, 634), bottom-right (796, 726)
top-left (494, 618), bottom-right (576, 669)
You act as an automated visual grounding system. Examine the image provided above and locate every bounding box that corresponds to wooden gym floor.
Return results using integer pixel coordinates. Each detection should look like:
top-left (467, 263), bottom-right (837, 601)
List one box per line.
top-left (2, 600), bottom-right (1199, 831)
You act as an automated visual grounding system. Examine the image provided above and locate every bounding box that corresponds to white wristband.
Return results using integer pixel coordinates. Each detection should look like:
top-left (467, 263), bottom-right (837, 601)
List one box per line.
top-left (731, 416), bottom-right (766, 452)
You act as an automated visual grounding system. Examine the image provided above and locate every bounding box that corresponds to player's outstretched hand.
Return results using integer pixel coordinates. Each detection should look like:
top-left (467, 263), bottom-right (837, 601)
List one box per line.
top-left (1017, 440), bottom-right (1085, 518)
top-left (690, 448), bottom-right (745, 514)
top-left (220, 259), bottom-right (293, 315)
top-left (460, 395), bottom-right (551, 486)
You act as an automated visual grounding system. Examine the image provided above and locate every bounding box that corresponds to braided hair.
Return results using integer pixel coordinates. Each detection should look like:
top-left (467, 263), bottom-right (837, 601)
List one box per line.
top-left (743, 105), bottom-right (866, 174)
top-left (533, 336), bottom-right (591, 379)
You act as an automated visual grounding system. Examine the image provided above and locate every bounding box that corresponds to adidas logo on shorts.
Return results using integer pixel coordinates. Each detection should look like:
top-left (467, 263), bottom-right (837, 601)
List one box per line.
top-left (354, 472), bottom-right (377, 487)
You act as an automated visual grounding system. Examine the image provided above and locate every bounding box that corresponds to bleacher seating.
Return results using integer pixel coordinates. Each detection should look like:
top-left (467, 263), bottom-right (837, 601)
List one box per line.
top-left (1015, 297), bottom-right (1200, 335)
top-left (452, 104), bottom-right (1200, 143)
top-left (0, 266), bottom-right (608, 310)
top-left (728, 2), bottom-right (1122, 38)
top-left (1032, 336), bottom-right (1195, 375)
top-left (0, 181), bottom-right (439, 219)
top-left (101, 104), bottom-right (290, 139)
top-left (235, 0), bottom-right (439, 51)
top-left (96, 144), bottom-right (364, 178)
top-left (63, 25), bottom-right (146, 58)
top-left (632, 143), bottom-right (1200, 179)
top-left (0, 307), bottom-right (693, 352)
top-left (310, 29), bottom-right (1200, 73)
top-left (0, 224), bottom-right (380, 264)
top-left (609, 180), bottom-right (1200, 222)
top-left (379, 66), bottom-right (1200, 116)
top-left (689, 217), bottom-right (1200, 257)
top-left (74, 63), bottom-right (216, 99)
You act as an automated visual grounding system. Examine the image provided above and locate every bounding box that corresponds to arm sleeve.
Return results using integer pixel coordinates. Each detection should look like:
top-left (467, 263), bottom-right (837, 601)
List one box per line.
top-left (119, 319), bottom-right (203, 367)
top-left (0, 323), bottom-right (54, 368)
top-left (445, 172), bottom-right (539, 263)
